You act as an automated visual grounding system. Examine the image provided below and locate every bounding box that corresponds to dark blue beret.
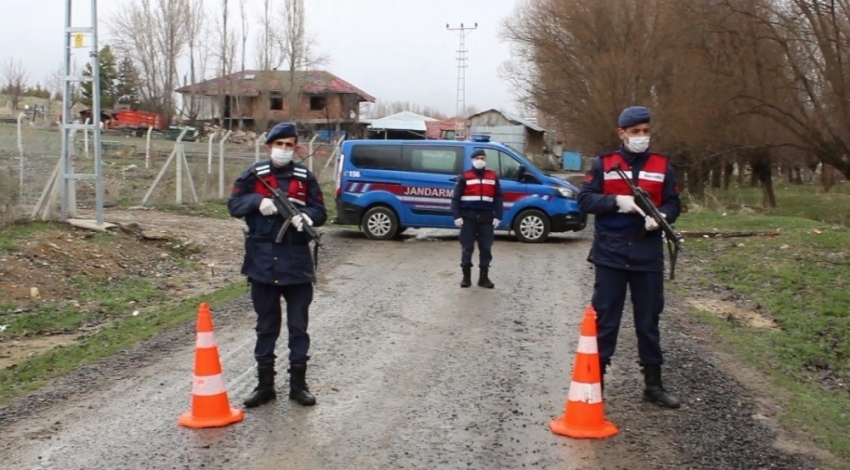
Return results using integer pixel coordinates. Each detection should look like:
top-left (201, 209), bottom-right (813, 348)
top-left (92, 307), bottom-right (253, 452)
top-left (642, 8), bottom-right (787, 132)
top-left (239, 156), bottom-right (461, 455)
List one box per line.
top-left (266, 122), bottom-right (298, 144)
top-left (618, 106), bottom-right (651, 129)
top-left (471, 149), bottom-right (486, 158)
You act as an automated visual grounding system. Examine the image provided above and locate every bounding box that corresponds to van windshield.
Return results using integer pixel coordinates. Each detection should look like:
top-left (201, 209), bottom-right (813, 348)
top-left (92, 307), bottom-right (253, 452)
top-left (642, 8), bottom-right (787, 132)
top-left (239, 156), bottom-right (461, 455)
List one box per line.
top-left (476, 147), bottom-right (543, 182)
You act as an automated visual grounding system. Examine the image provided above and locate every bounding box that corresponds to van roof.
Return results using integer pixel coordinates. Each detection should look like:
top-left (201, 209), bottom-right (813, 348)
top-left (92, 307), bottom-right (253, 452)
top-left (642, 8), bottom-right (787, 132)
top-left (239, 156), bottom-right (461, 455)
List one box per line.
top-left (343, 139), bottom-right (507, 147)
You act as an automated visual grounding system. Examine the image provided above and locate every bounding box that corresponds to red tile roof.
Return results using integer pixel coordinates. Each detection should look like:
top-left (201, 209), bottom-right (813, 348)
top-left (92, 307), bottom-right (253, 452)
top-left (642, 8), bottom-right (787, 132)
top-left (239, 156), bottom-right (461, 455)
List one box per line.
top-left (176, 70), bottom-right (376, 102)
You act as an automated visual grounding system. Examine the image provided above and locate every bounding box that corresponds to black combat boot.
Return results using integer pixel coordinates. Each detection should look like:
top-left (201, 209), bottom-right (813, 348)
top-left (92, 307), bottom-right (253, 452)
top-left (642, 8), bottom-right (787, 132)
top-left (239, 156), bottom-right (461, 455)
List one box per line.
top-left (478, 267), bottom-right (494, 288)
top-left (288, 362), bottom-right (316, 406)
top-left (460, 267), bottom-right (472, 288)
top-left (243, 363), bottom-right (276, 408)
top-left (600, 360), bottom-right (607, 396)
top-left (641, 364), bottom-right (680, 409)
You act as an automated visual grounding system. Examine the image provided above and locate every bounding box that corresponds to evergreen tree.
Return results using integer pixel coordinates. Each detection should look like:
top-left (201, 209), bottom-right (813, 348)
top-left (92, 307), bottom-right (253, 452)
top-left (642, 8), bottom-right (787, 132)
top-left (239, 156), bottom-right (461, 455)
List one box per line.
top-left (81, 45), bottom-right (119, 109)
top-left (115, 57), bottom-right (141, 108)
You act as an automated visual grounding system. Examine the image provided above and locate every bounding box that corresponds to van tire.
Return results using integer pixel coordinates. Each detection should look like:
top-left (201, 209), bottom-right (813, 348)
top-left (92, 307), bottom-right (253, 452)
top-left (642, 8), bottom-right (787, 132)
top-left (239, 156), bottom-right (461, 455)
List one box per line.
top-left (513, 209), bottom-right (550, 243)
top-left (361, 206), bottom-right (399, 240)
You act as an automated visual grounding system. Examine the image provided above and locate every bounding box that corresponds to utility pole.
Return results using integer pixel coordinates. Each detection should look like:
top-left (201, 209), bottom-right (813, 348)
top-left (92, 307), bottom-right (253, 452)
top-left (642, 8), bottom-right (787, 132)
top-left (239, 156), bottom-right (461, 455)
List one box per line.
top-left (60, 0), bottom-right (104, 224)
top-left (447, 22), bottom-right (477, 139)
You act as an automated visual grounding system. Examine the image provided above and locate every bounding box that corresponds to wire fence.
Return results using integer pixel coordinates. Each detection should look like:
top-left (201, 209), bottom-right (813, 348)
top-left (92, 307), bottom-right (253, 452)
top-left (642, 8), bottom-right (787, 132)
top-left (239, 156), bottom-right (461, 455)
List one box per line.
top-left (0, 122), bottom-right (341, 224)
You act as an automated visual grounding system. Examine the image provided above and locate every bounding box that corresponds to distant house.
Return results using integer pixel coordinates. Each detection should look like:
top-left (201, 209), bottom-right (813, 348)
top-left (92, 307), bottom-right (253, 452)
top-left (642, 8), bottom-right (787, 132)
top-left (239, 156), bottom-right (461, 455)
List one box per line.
top-left (175, 70), bottom-right (376, 134)
top-left (467, 109), bottom-right (547, 158)
top-left (425, 117), bottom-right (469, 140)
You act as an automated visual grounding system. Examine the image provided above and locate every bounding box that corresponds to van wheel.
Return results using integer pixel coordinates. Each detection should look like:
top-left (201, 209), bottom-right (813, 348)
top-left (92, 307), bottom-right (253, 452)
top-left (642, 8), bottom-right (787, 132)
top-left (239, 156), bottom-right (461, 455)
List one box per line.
top-left (362, 206), bottom-right (398, 240)
top-left (514, 209), bottom-right (550, 243)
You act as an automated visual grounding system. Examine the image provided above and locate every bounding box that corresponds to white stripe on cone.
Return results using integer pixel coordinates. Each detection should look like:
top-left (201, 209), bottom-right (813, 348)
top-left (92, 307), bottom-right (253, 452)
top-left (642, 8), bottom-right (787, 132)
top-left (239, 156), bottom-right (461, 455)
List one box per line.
top-left (567, 381), bottom-right (603, 404)
top-left (576, 335), bottom-right (598, 354)
top-left (192, 374), bottom-right (226, 396)
top-left (196, 332), bottom-right (217, 348)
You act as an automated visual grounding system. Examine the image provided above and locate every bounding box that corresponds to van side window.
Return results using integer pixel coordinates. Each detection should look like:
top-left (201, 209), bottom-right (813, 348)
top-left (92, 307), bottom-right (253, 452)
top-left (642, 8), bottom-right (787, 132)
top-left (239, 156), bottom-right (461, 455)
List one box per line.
top-left (476, 148), bottom-right (524, 181)
top-left (350, 145), bottom-right (402, 170)
top-left (402, 146), bottom-right (463, 175)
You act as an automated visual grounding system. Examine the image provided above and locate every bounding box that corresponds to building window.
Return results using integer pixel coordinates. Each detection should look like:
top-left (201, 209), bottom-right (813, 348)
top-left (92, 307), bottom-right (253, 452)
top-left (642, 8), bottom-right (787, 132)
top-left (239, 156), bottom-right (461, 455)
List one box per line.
top-left (270, 96), bottom-right (283, 110)
top-left (310, 96), bottom-right (327, 111)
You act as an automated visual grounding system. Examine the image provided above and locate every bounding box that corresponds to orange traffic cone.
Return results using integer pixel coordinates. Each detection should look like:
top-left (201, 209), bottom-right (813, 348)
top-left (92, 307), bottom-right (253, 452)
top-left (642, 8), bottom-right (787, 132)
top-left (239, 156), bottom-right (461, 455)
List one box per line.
top-left (549, 305), bottom-right (618, 439)
top-left (178, 302), bottom-right (244, 429)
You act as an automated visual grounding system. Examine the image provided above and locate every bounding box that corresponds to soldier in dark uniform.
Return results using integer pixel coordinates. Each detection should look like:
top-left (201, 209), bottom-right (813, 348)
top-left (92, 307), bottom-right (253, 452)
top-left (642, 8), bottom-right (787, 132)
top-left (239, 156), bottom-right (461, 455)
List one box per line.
top-left (228, 122), bottom-right (327, 408)
top-left (451, 149), bottom-right (504, 289)
top-left (577, 106), bottom-right (682, 409)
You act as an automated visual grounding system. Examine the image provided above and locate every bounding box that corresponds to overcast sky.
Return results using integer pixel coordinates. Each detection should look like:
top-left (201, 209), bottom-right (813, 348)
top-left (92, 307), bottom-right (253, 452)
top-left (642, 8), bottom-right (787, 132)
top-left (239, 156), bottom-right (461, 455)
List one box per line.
top-left (1, 0), bottom-right (523, 116)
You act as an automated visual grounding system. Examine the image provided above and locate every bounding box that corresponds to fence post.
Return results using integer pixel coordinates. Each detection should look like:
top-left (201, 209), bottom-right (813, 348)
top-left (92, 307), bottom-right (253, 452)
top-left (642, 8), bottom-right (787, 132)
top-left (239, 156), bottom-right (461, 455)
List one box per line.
top-left (255, 132), bottom-right (267, 162)
top-left (218, 130), bottom-right (232, 199)
top-left (145, 126), bottom-right (154, 169)
top-left (16, 112), bottom-right (25, 202)
top-left (307, 135), bottom-right (318, 172)
top-left (83, 117), bottom-right (90, 158)
top-left (208, 130), bottom-right (218, 174)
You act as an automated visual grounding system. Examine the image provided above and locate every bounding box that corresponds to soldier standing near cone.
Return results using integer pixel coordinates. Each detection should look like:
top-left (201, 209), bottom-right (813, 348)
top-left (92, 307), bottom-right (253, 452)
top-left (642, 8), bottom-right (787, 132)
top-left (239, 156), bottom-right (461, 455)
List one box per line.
top-left (451, 149), bottom-right (504, 289)
top-left (577, 106), bottom-right (682, 409)
top-left (228, 122), bottom-right (327, 408)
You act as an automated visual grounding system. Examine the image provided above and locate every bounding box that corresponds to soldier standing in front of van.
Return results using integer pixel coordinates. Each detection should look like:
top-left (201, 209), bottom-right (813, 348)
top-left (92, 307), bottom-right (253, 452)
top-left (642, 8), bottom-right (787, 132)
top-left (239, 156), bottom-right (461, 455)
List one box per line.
top-left (577, 106), bottom-right (682, 409)
top-left (228, 122), bottom-right (327, 408)
top-left (451, 149), bottom-right (504, 289)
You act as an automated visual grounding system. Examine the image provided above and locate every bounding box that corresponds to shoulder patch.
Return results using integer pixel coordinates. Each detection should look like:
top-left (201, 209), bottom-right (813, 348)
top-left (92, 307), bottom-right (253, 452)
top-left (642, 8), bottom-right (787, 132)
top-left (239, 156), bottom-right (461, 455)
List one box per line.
top-left (583, 172), bottom-right (594, 184)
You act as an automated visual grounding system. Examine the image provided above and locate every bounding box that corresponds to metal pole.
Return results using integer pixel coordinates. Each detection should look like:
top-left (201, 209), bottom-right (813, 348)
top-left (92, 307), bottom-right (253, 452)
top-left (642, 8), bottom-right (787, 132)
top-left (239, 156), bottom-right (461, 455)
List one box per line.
top-left (91, 0), bottom-right (104, 224)
top-left (60, 0), bottom-right (72, 218)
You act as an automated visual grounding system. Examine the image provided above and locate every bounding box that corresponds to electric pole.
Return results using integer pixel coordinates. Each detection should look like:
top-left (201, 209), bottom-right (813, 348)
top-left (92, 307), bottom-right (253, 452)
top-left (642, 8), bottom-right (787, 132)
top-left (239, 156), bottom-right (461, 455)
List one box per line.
top-left (447, 22), bottom-right (477, 138)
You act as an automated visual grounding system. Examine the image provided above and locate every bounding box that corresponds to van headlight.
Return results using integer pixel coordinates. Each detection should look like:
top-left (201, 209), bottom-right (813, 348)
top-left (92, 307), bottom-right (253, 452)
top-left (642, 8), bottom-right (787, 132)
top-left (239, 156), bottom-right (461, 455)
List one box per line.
top-left (555, 187), bottom-right (576, 199)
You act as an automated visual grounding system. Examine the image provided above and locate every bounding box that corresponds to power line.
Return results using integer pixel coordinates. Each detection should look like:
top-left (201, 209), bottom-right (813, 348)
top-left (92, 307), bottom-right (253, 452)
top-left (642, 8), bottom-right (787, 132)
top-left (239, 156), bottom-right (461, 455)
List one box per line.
top-left (446, 22), bottom-right (477, 138)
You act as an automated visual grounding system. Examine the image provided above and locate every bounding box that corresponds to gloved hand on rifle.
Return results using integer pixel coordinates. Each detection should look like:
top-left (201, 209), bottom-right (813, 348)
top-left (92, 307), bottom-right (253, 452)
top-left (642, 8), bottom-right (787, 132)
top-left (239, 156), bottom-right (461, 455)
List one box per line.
top-left (292, 213), bottom-right (313, 232)
top-left (615, 195), bottom-right (646, 216)
top-left (644, 213), bottom-right (666, 231)
top-left (259, 198), bottom-right (278, 216)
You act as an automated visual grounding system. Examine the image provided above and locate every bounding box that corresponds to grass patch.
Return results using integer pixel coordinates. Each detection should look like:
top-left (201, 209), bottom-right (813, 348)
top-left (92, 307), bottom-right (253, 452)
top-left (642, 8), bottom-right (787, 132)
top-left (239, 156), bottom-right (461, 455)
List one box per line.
top-left (0, 281), bottom-right (248, 405)
top-left (684, 182), bottom-right (850, 227)
top-left (677, 183), bottom-right (850, 463)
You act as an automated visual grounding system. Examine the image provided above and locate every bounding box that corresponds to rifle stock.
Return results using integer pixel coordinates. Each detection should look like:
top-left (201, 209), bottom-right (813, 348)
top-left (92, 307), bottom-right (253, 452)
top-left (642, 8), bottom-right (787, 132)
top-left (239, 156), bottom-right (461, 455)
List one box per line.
top-left (608, 163), bottom-right (683, 280)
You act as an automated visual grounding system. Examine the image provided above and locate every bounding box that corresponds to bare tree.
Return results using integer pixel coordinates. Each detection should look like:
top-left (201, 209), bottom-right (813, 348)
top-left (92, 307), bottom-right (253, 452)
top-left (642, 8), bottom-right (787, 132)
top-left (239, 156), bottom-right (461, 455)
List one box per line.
top-left (181, 0), bottom-right (208, 124)
top-left (717, 0), bottom-right (850, 181)
top-left (254, 0), bottom-right (284, 70)
top-left (110, 0), bottom-right (189, 124)
top-left (45, 65), bottom-right (65, 123)
top-left (233, 0), bottom-right (250, 129)
top-left (277, 0), bottom-right (330, 120)
top-left (2, 58), bottom-right (29, 111)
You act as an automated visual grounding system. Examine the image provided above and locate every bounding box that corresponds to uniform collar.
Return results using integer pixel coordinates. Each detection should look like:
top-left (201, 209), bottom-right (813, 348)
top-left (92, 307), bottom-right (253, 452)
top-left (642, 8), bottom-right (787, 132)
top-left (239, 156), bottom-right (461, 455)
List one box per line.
top-left (619, 144), bottom-right (649, 163)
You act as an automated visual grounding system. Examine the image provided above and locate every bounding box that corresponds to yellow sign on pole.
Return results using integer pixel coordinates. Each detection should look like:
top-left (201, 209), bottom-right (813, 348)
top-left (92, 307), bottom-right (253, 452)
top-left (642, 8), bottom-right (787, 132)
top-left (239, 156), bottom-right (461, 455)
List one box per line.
top-left (73, 33), bottom-right (84, 48)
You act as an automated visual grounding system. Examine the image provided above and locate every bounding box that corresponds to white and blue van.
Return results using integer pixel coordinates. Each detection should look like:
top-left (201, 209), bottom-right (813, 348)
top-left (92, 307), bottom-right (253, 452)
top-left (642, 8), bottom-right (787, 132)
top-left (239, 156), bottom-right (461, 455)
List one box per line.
top-left (333, 136), bottom-right (585, 243)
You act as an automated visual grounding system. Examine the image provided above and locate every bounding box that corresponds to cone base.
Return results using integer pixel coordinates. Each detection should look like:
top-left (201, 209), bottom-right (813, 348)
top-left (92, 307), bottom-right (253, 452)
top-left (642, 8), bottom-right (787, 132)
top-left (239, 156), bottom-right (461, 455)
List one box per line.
top-left (549, 416), bottom-right (619, 439)
top-left (178, 407), bottom-right (244, 429)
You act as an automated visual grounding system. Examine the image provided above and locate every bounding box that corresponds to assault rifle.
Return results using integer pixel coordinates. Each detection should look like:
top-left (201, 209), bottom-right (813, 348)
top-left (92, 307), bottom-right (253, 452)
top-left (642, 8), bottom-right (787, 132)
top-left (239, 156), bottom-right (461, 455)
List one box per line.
top-left (252, 169), bottom-right (323, 268)
top-left (608, 163), bottom-right (683, 280)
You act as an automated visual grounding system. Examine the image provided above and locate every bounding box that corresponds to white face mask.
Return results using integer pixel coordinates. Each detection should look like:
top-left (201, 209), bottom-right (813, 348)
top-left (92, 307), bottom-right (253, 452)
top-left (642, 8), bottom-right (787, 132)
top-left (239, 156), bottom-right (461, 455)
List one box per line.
top-left (472, 159), bottom-right (486, 170)
top-left (625, 135), bottom-right (650, 153)
top-left (271, 147), bottom-right (294, 166)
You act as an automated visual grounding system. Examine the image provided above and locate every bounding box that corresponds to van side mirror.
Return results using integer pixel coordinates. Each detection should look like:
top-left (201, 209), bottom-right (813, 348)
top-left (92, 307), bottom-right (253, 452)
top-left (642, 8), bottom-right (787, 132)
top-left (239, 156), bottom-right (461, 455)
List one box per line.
top-left (517, 166), bottom-right (526, 181)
